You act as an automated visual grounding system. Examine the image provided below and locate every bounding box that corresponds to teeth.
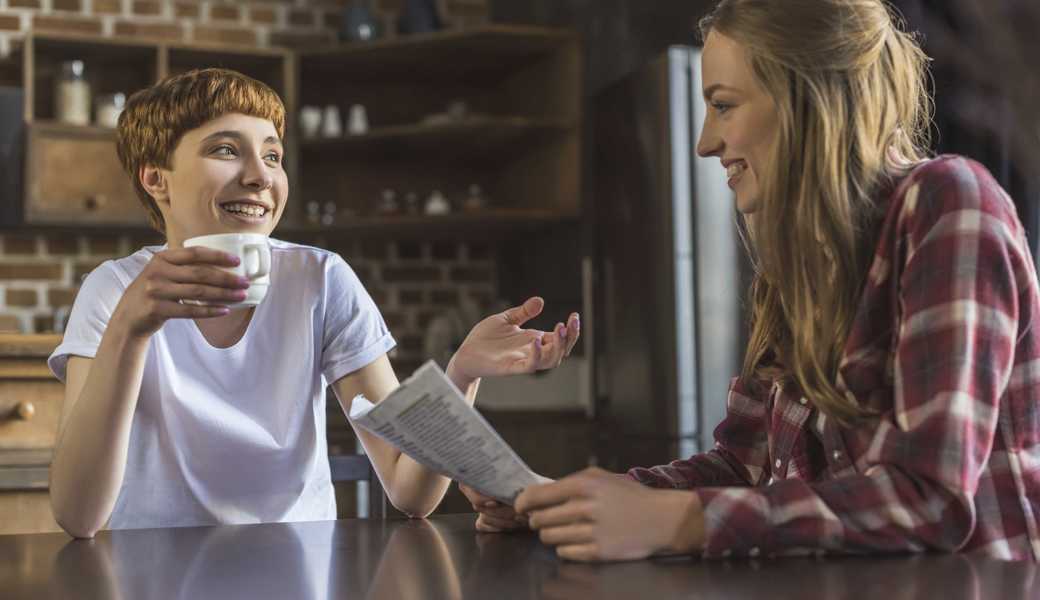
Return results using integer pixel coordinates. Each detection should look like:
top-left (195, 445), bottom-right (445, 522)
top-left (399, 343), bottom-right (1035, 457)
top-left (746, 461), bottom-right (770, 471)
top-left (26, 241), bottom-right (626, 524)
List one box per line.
top-left (727, 162), bottom-right (747, 178)
top-left (222, 203), bottom-right (267, 217)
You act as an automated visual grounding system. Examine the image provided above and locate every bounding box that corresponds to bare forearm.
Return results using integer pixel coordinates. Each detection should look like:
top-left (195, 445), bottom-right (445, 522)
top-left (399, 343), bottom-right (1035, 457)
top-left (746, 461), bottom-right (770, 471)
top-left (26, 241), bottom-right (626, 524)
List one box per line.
top-left (50, 321), bottom-right (150, 537)
top-left (356, 429), bottom-right (453, 518)
top-left (352, 374), bottom-right (481, 518)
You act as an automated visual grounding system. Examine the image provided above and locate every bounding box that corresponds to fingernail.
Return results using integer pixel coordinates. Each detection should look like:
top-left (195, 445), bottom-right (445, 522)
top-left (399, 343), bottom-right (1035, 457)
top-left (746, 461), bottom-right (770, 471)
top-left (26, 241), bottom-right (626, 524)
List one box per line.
top-left (484, 501), bottom-right (498, 508)
top-left (227, 253), bottom-right (241, 265)
top-left (237, 276), bottom-right (251, 286)
top-left (558, 326), bottom-right (567, 339)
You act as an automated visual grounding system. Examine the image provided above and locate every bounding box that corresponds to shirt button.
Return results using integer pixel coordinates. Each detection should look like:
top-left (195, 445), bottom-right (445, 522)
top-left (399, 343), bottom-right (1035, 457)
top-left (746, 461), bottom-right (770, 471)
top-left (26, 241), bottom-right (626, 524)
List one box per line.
top-left (749, 547), bottom-right (761, 557)
top-left (799, 397), bottom-right (808, 405)
top-left (775, 459), bottom-right (782, 469)
top-left (833, 450), bottom-right (842, 461)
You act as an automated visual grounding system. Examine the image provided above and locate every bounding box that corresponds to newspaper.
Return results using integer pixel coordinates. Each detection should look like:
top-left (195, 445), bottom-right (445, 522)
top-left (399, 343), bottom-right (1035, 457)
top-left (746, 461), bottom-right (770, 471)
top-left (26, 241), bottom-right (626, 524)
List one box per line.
top-left (349, 360), bottom-right (543, 505)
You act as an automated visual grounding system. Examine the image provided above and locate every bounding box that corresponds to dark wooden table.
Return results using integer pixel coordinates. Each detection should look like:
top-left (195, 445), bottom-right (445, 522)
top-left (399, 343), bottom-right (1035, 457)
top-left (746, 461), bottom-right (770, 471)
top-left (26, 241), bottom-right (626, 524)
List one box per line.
top-left (1, 513), bottom-right (1038, 599)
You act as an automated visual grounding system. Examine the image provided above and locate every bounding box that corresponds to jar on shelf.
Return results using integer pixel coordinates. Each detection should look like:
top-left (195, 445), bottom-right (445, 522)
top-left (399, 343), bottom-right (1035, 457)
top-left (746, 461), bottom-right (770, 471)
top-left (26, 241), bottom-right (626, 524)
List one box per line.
top-left (56, 60), bottom-right (90, 126)
top-left (463, 184), bottom-right (488, 212)
top-left (403, 191), bottom-right (420, 215)
top-left (375, 189), bottom-right (399, 216)
top-left (321, 201), bottom-right (337, 225)
top-left (95, 92), bottom-right (125, 128)
top-left (306, 200), bottom-right (321, 224)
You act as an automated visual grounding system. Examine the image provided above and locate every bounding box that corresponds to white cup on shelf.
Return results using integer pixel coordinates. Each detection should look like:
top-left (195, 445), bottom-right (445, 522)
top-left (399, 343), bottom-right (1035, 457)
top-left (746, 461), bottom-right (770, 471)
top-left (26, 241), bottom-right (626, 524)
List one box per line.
top-left (300, 106), bottom-right (322, 138)
top-left (321, 104), bottom-right (342, 138)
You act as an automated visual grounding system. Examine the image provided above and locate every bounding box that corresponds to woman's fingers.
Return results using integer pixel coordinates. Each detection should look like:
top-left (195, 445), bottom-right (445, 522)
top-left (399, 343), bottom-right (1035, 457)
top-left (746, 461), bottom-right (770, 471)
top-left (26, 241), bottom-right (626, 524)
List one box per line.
top-left (516, 478), bottom-right (589, 514)
top-left (533, 324), bottom-right (566, 370)
top-left (476, 513), bottom-right (526, 532)
top-left (148, 282), bottom-right (248, 304)
top-left (164, 262), bottom-right (250, 289)
top-left (160, 246), bottom-right (240, 268)
top-left (155, 299), bottom-right (230, 319)
top-left (528, 499), bottom-right (595, 529)
top-left (539, 523), bottom-right (595, 546)
top-left (564, 313), bottom-right (580, 356)
top-left (479, 513), bottom-right (525, 531)
top-left (501, 296), bottom-right (545, 326)
top-left (556, 543), bottom-right (600, 562)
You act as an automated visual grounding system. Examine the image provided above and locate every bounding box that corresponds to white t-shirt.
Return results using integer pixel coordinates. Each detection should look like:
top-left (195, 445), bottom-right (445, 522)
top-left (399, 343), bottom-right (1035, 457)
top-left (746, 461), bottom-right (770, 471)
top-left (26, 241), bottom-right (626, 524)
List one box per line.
top-left (48, 239), bottom-right (396, 530)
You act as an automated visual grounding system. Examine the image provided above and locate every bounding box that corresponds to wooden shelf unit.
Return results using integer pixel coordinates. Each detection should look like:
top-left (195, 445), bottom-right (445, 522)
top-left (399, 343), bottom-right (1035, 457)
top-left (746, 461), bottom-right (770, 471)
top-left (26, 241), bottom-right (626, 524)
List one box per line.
top-left (8, 25), bottom-right (582, 235)
top-left (295, 24), bottom-right (582, 224)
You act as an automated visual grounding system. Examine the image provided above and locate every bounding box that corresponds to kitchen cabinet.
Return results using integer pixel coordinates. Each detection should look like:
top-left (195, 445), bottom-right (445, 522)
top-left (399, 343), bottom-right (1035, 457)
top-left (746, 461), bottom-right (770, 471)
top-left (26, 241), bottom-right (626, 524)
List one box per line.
top-left (0, 334), bottom-right (63, 535)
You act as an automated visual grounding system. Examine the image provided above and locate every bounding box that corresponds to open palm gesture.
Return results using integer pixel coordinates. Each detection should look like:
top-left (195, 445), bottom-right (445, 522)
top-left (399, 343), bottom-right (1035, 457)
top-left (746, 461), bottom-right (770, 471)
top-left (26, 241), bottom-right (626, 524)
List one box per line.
top-left (447, 297), bottom-right (579, 391)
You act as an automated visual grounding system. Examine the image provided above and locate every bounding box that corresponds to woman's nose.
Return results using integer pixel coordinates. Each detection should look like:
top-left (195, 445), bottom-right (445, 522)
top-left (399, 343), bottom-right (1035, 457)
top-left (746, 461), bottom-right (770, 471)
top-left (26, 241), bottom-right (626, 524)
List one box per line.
top-left (242, 157), bottom-right (273, 190)
top-left (696, 118), bottom-right (722, 158)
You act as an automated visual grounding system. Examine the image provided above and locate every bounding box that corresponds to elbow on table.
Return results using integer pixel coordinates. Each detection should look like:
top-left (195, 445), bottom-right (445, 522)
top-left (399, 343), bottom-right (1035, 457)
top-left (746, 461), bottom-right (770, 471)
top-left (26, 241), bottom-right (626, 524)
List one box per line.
top-left (50, 482), bottom-right (105, 539)
top-left (52, 505), bottom-right (103, 539)
top-left (384, 490), bottom-right (436, 519)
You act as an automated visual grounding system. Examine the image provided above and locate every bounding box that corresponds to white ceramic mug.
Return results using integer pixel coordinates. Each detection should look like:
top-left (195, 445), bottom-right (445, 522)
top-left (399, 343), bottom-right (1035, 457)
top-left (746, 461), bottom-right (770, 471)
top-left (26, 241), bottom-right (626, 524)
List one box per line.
top-left (183, 233), bottom-right (271, 307)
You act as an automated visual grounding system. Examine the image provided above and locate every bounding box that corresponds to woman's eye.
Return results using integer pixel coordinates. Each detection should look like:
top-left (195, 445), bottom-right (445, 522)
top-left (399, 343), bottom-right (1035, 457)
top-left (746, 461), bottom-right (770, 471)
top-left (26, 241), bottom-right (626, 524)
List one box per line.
top-left (213, 145), bottom-right (236, 157)
top-left (712, 102), bottom-right (732, 114)
top-left (265, 152), bottom-right (282, 164)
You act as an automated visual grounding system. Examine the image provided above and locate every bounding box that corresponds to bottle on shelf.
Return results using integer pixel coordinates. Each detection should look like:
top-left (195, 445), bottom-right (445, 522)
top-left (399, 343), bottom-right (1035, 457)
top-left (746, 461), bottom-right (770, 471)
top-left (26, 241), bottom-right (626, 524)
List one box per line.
top-left (306, 200), bottom-right (322, 225)
top-left (56, 60), bottom-right (90, 126)
top-left (403, 191), bottom-right (420, 215)
top-left (376, 189), bottom-right (400, 216)
top-left (321, 201), bottom-right (337, 225)
top-left (462, 184), bottom-right (487, 212)
top-left (95, 92), bottom-right (125, 128)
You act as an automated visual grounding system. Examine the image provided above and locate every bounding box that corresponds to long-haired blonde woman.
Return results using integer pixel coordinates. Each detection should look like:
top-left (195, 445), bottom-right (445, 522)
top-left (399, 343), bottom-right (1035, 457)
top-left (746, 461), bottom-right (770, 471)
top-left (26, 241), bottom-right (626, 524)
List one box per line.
top-left (461, 0), bottom-right (1040, 562)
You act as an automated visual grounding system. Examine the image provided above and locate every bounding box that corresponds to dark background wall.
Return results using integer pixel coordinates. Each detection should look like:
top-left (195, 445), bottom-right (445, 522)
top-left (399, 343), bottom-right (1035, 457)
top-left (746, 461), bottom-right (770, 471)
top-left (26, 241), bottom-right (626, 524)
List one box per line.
top-left (492, 0), bottom-right (1038, 251)
top-left (492, 0), bottom-right (714, 95)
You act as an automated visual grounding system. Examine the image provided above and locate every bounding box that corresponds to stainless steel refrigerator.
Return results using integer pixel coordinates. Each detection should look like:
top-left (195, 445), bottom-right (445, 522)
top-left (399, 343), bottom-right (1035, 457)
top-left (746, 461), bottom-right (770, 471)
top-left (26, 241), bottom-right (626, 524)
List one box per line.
top-left (591, 46), bottom-right (745, 471)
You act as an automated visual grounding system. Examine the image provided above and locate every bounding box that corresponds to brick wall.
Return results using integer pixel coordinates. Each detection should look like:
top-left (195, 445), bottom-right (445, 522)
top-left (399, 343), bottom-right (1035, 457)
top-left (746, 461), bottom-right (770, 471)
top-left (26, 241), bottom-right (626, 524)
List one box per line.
top-left (0, 0), bottom-right (490, 53)
top-left (0, 0), bottom-right (496, 374)
top-left (0, 231), bottom-right (497, 374)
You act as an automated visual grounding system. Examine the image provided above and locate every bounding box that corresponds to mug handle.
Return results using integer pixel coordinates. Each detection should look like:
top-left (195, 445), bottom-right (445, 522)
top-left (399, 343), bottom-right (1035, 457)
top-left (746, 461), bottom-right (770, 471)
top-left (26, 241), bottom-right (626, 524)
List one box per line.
top-left (243, 243), bottom-right (271, 279)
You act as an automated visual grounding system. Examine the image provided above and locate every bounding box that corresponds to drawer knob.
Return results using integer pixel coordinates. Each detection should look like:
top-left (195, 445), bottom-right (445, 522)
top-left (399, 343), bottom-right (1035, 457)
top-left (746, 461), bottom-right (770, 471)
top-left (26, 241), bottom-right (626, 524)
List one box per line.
top-left (15, 401), bottom-right (34, 421)
top-left (84, 194), bottom-right (108, 211)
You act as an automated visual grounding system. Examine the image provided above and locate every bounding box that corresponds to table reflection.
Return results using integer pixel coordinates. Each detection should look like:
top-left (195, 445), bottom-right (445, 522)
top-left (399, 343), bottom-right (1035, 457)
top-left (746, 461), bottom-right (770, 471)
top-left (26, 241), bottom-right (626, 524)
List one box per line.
top-left (50, 522), bottom-right (330, 600)
top-left (33, 515), bottom-right (1040, 600)
top-left (539, 552), bottom-right (1037, 600)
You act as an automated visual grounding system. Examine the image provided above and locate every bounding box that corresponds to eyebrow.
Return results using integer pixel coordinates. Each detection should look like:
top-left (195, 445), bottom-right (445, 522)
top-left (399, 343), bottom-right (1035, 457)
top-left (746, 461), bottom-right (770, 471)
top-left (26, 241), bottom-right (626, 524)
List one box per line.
top-left (200, 130), bottom-right (282, 146)
top-left (703, 83), bottom-right (741, 101)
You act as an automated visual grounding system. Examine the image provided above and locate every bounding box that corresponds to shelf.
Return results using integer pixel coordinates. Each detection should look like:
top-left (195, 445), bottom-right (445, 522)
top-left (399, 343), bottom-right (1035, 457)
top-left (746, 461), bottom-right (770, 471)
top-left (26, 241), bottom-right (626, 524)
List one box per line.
top-left (299, 25), bottom-right (578, 84)
top-left (279, 209), bottom-right (578, 240)
top-left (0, 210), bottom-right (577, 240)
top-left (298, 117), bottom-right (572, 162)
top-left (28, 120), bottom-right (117, 137)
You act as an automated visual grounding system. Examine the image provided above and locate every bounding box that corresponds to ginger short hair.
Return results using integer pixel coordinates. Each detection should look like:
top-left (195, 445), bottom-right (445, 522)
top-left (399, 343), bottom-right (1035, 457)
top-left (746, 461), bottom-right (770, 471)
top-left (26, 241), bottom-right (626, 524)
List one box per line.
top-left (115, 68), bottom-right (286, 233)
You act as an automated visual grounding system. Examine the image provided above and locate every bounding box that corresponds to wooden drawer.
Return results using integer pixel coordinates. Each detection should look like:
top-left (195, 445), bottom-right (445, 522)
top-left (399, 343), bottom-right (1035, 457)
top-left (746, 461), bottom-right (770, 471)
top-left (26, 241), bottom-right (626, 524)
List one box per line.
top-left (0, 381), bottom-right (63, 451)
top-left (0, 335), bottom-right (64, 452)
top-left (0, 491), bottom-right (60, 535)
top-left (25, 122), bottom-right (148, 226)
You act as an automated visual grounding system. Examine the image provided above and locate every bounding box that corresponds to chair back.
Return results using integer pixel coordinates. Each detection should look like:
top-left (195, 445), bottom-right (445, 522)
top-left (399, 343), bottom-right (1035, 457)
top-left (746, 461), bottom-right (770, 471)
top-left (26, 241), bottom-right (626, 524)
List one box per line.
top-left (328, 454), bottom-right (387, 519)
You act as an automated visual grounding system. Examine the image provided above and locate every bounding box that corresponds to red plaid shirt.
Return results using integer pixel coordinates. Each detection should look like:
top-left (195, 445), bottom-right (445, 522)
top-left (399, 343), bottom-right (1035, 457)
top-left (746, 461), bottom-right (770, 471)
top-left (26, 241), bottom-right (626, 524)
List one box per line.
top-left (629, 155), bottom-right (1040, 561)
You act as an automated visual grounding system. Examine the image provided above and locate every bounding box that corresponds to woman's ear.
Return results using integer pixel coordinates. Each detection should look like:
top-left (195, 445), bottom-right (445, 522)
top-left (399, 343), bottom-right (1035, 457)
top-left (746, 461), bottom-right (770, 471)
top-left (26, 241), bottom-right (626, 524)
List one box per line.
top-left (140, 165), bottom-right (169, 206)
